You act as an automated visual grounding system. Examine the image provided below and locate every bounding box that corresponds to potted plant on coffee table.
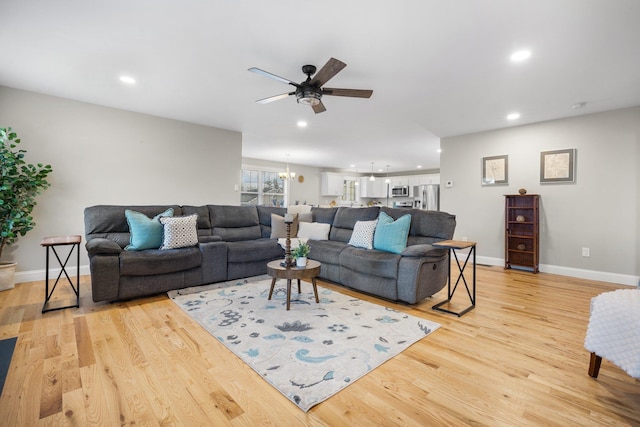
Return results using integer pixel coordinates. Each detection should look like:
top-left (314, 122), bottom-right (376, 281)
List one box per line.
top-left (0, 127), bottom-right (53, 290)
top-left (291, 241), bottom-right (311, 267)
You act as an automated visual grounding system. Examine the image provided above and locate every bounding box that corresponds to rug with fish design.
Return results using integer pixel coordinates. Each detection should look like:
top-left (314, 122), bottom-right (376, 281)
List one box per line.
top-left (168, 277), bottom-right (440, 411)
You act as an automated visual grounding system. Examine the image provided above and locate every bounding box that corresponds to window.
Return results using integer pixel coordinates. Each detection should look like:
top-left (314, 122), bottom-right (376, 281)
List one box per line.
top-left (343, 179), bottom-right (356, 202)
top-left (241, 169), bottom-right (285, 206)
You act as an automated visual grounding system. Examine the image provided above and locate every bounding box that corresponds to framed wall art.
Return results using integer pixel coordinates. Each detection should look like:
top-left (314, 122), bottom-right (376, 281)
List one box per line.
top-left (540, 148), bottom-right (576, 183)
top-left (482, 155), bottom-right (508, 185)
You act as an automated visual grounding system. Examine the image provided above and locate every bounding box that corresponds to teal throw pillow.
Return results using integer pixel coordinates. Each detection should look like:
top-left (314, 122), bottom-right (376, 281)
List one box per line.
top-left (373, 211), bottom-right (411, 254)
top-left (125, 208), bottom-right (174, 251)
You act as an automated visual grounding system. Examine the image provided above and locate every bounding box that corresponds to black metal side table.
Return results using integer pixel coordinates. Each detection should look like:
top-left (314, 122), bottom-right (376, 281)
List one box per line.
top-left (432, 239), bottom-right (477, 317)
top-left (40, 235), bottom-right (82, 313)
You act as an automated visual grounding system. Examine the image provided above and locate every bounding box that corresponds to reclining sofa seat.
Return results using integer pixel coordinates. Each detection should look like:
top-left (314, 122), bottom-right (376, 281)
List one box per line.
top-left (307, 206), bottom-right (456, 304)
top-left (210, 205), bottom-right (285, 280)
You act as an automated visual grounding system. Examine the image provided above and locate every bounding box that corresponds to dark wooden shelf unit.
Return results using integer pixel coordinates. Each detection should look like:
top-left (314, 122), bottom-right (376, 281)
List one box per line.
top-left (505, 194), bottom-right (539, 273)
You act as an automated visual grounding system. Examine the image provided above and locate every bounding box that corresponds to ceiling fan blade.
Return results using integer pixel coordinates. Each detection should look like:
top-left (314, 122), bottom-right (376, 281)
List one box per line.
top-left (256, 92), bottom-right (294, 104)
top-left (322, 88), bottom-right (373, 98)
top-left (248, 67), bottom-right (299, 87)
top-left (311, 58), bottom-right (347, 86)
top-left (312, 101), bottom-right (327, 114)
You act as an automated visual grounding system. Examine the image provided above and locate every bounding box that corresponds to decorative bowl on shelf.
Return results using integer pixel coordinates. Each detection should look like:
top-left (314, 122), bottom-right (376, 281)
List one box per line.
top-left (516, 215), bottom-right (526, 222)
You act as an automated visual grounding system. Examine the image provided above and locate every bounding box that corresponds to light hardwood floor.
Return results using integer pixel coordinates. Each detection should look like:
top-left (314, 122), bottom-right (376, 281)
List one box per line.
top-left (0, 266), bottom-right (638, 426)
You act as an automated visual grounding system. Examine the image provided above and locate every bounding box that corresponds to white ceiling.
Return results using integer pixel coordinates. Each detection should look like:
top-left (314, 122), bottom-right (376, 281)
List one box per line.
top-left (2, 0), bottom-right (639, 174)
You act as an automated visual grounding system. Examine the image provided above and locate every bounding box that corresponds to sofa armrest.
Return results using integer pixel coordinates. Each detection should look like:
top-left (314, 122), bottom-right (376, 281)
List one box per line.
top-left (86, 238), bottom-right (122, 256)
top-left (401, 244), bottom-right (448, 259)
top-left (199, 235), bottom-right (223, 243)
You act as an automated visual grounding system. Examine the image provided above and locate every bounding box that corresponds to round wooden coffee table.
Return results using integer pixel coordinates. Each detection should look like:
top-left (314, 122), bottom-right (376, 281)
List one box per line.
top-left (266, 259), bottom-right (321, 310)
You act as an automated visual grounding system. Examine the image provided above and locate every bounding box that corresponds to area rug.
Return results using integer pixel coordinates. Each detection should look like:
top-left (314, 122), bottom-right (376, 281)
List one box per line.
top-left (0, 337), bottom-right (17, 397)
top-left (168, 277), bottom-right (440, 411)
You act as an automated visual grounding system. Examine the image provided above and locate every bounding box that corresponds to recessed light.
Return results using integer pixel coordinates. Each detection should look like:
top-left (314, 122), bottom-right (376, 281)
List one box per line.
top-left (417, 165), bottom-right (423, 168)
top-left (510, 50), bottom-right (531, 62)
top-left (437, 148), bottom-right (442, 153)
top-left (507, 112), bottom-right (521, 120)
top-left (572, 102), bottom-right (587, 110)
top-left (349, 164), bottom-right (356, 168)
top-left (119, 75), bottom-right (136, 84)
top-left (297, 121), bottom-right (307, 128)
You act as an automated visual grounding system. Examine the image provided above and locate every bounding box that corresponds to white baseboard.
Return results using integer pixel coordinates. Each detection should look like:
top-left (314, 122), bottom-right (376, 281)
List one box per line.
top-left (15, 265), bottom-right (91, 284)
top-left (475, 256), bottom-right (639, 287)
top-left (14, 260), bottom-right (640, 288)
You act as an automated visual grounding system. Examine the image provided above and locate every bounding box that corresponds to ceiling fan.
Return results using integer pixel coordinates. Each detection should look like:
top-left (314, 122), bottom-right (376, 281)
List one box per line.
top-left (248, 57), bottom-right (373, 114)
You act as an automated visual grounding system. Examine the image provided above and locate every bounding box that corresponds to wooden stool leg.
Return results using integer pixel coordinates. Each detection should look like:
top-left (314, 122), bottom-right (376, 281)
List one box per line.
top-left (286, 279), bottom-right (292, 310)
top-left (312, 278), bottom-right (319, 303)
top-left (268, 277), bottom-right (276, 300)
top-left (588, 352), bottom-right (602, 378)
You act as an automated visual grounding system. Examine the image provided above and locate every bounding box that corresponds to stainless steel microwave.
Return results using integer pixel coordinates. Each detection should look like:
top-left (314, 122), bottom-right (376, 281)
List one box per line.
top-left (391, 186), bottom-right (409, 197)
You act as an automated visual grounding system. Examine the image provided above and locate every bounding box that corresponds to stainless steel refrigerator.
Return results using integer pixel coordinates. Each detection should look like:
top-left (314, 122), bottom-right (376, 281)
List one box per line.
top-left (413, 184), bottom-right (440, 210)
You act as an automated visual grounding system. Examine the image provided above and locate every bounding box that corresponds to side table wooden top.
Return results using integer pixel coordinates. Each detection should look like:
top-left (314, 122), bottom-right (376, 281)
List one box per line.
top-left (433, 239), bottom-right (476, 250)
top-left (41, 235), bottom-right (82, 247)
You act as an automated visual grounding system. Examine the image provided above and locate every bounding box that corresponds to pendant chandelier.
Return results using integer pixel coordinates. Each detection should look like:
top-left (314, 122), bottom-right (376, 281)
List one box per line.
top-left (279, 156), bottom-right (296, 180)
top-left (369, 162), bottom-right (375, 181)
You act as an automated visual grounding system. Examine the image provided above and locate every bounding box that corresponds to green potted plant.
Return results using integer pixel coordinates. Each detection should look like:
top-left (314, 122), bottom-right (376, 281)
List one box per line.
top-left (0, 127), bottom-right (53, 290)
top-left (291, 241), bottom-right (311, 267)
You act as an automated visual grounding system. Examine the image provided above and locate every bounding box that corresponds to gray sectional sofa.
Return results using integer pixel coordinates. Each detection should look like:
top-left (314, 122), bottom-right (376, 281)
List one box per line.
top-left (84, 204), bottom-right (456, 304)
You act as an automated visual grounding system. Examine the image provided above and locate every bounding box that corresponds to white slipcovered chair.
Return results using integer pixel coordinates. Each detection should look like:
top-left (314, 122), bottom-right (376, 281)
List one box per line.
top-left (584, 288), bottom-right (640, 379)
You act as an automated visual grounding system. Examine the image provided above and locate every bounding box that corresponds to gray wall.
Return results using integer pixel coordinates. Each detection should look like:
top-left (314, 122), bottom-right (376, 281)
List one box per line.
top-left (441, 106), bottom-right (640, 285)
top-left (0, 86), bottom-right (242, 278)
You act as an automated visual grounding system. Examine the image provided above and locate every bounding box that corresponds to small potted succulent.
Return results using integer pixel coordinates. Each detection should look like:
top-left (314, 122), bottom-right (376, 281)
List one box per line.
top-left (291, 241), bottom-right (311, 267)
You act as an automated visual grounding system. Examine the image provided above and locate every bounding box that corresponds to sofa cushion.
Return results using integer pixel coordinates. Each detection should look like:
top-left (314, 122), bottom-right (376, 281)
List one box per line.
top-left (209, 205), bottom-right (262, 241)
top-left (298, 212), bottom-right (313, 223)
top-left (160, 214), bottom-right (199, 249)
top-left (340, 246), bottom-right (401, 279)
top-left (374, 211), bottom-right (411, 254)
top-left (311, 207), bottom-right (339, 224)
top-left (380, 207), bottom-right (456, 245)
top-left (125, 208), bottom-right (174, 251)
top-left (119, 247), bottom-right (201, 276)
top-left (270, 213), bottom-right (299, 238)
top-left (330, 206), bottom-right (380, 243)
top-left (308, 239), bottom-right (348, 265)
top-left (257, 205), bottom-right (287, 238)
top-left (182, 205), bottom-right (214, 238)
top-left (226, 238), bottom-right (284, 263)
top-left (348, 219), bottom-right (378, 249)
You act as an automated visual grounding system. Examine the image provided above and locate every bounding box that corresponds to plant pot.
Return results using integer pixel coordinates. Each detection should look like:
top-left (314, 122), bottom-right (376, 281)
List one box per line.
top-left (296, 257), bottom-right (307, 267)
top-left (0, 261), bottom-right (17, 291)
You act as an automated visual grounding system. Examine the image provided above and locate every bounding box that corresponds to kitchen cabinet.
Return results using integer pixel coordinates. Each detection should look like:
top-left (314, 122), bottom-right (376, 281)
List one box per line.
top-left (390, 177), bottom-right (408, 187)
top-left (419, 174), bottom-right (440, 185)
top-left (321, 172), bottom-right (343, 196)
top-left (505, 194), bottom-right (539, 273)
top-left (359, 177), bottom-right (388, 198)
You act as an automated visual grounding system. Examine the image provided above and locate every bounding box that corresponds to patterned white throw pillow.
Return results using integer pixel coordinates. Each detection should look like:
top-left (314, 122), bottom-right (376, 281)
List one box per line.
top-left (160, 214), bottom-right (198, 249)
top-left (348, 219), bottom-right (378, 249)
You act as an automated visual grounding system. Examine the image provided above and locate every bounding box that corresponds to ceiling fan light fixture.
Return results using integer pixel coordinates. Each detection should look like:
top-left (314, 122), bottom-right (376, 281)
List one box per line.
top-left (296, 87), bottom-right (322, 106)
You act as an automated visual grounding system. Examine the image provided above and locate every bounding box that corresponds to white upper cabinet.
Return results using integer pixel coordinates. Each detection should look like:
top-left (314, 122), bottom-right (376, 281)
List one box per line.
top-left (321, 172), bottom-right (344, 196)
top-left (390, 177), bottom-right (408, 187)
top-left (419, 174), bottom-right (440, 185)
top-left (359, 177), bottom-right (388, 198)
